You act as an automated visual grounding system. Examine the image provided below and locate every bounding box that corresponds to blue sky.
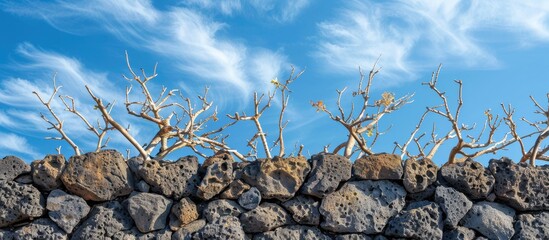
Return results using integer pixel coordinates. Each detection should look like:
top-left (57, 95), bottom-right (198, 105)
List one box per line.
top-left (1, 0), bottom-right (549, 165)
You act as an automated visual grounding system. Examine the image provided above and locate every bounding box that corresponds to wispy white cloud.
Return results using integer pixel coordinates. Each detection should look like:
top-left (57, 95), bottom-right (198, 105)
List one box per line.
top-left (316, 0), bottom-right (549, 84)
top-left (184, 0), bottom-right (242, 15)
top-left (0, 132), bottom-right (40, 159)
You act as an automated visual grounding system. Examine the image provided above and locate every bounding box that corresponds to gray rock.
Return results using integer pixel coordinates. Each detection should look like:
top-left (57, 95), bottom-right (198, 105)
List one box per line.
top-left (113, 227), bottom-right (172, 240)
top-left (461, 201), bottom-right (515, 240)
top-left (31, 154), bottom-right (65, 191)
top-left (203, 199), bottom-right (245, 223)
top-left (61, 150), bottom-right (134, 201)
top-left (127, 155), bottom-right (145, 181)
top-left (434, 185), bottom-right (473, 228)
top-left (47, 189), bottom-right (90, 233)
top-left (138, 156), bottom-right (200, 199)
top-left (440, 159), bottom-right (494, 199)
top-left (255, 225), bottom-right (331, 240)
top-left (335, 234), bottom-right (373, 240)
top-left (0, 181), bottom-right (45, 227)
top-left (241, 161), bottom-right (260, 186)
top-left (255, 156), bottom-right (310, 201)
top-left (239, 187), bottom-right (261, 210)
top-left (320, 180), bottom-right (406, 234)
top-left (72, 201), bottom-right (134, 240)
top-left (172, 219), bottom-right (206, 240)
top-left (407, 184), bottom-right (436, 201)
top-left (301, 153), bottom-right (352, 198)
top-left (489, 157), bottom-right (549, 211)
top-left (196, 152), bottom-right (234, 200)
top-left (353, 153), bottom-right (403, 180)
top-left (136, 180), bottom-right (150, 192)
top-left (443, 227), bottom-right (476, 240)
top-left (169, 197), bottom-right (199, 231)
top-left (512, 212), bottom-right (549, 240)
top-left (0, 229), bottom-right (14, 240)
top-left (13, 218), bottom-right (67, 240)
top-left (240, 203), bottom-right (293, 233)
top-left (0, 156), bottom-right (30, 182)
top-left (385, 201), bottom-right (443, 239)
top-left (403, 158), bottom-right (438, 193)
top-left (281, 195), bottom-right (320, 225)
top-left (124, 192), bottom-right (172, 233)
top-left (14, 174), bottom-right (33, 184)
top-left (193, 216), bottom-right (245, 240)
top-left (220, 179), bottom-right (251, 200)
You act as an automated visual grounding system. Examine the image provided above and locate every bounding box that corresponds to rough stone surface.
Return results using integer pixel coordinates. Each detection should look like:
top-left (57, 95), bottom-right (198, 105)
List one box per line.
top-left (385, 201), bottom-right (443, 239)
top-left (138, 156), bottom-right (200, 199)
top-left (203, 199), bottom-right (245, 223)
top-left (239, 187), bottom-right (261, 210)
top-left (46, 189), bottom-right (90, 233)
top-left (407, 184), bottom-right (436, 201)
top-left (512, 212), bottom-right (549, 240)
top-left (169, 197), bottom-right (199, 230)
top-left (301, 153), bottom-right (352, 198)
top-left (0, 181), bottom-right (45, 227)
top-left (0, 230), bottom-right (14, 240)
top-left (240, 203), bottom-right (293, 233)
top-left (435, 185), bottom-right (473, 228)
top-left (31, 154), bottom-right (65, 191)
top-left (440, 159), bottom-right (494, 199)
top-left (196, 152), bottom-right (234, 200)
top-left (0, 156), bottom-right (30, 182)
top-left (403, 158), bottom-right (438, 193)
top-left (124, 192), bottom-right (172, 233)
top-left (220, 179), bottom-right (251, 200)
top-left (61, 150), bottom-right (134, 201)
top-left (335, 234), bottom-right (373, 240)
top-left (489, 157), bottom-right (549, 211)
top-left (281, 195), bottom-right (321, 225)
top-left (113, 227), bottom-right (172, 240)
top-left (136, 180), bottom-right (150, 193)
top-left (193, 216), bottom-right (245, 240)
top-left (320, 180), bottom-right (407, 234)
top-left (72, 201), bottom-right (134, 239)
top-left (255, 156), bottom-right (310, 201)
top-left (353, 153), bottom-right (403, 180)
top-left (13, 218), bottom-right (67, 240)
top-left (240, 161), bottom-right (260, 186)
top-left (172, 219), bottom-right (206, 240)
top-left (443, 227), bottom-right (476, 240)
top-left (14, 174), bottom-right (33, 184)
top-left (255, 225), bottom-right (331, 240)
top-left (460, 201), bottom-right (516, 240)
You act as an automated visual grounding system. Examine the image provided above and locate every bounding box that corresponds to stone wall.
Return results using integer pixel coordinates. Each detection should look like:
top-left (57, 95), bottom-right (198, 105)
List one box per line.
top-left (0, 150), bottom-right (547, 240)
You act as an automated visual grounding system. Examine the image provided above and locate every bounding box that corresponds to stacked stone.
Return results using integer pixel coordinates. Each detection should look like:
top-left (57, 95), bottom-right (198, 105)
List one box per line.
top-left (0, 150), bottom-right (547, 240)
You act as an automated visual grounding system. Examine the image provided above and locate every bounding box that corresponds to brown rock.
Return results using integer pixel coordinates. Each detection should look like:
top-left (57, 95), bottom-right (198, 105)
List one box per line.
top-left (353, 153), bottom-right (403, 180)
top-left (31, 154), bottom-right (66, 191)
top-left (219, 179), bottom-right (251, 199)
top-left (255, 156), bottom-right (310, 201)
top-left (403, 158), bottom-right (438, 193)
top-left (60, 150), bottom-right (134, 201)
top-left (196, 153), bottom-right (234, 200)
top-left (138, 156), bottom-right (199, 199)
top-left (169, 197), bottom-right (199, 231)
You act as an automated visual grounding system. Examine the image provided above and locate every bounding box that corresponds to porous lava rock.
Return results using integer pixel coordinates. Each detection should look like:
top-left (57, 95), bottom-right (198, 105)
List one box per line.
top-left (385, 201), bottom-right (443, 239)
top-left (281, 195), bottom-right (321, 225)
top-left (489, 157), bottom-right (549, 211)
top-left (460, 201), bottom-right (515, 240)
top-left (255, 225), bottom-right (331, 240)
top-left (123, 192), bottom-right (172, 233)
top-left (196, 152), bottom-right (234, 200)
top-left (60, 150), bottom-right (134, 201)
top-left (202, 199), bottom-right (244, 223)
top-left (403, 158), bottom-right (438, 193)
top-left (238, 187), bottom-right (261, 210)
top-left (440, 159), bottom-right (494, 199)
top-left (169, 197), bottom-right (199, 230)
top-left (240, 202), bottom-right (293, 233)
top-left (301, 153), bottom-right (352, 198)
top-left (13, 218), bottom-right (67, 240)
top-left (193, 216), bottom-right (245, 240)
top-left (442, 227), bottom-right (476, 240)
top-left (46, 189), bottom-right (90, 233)
top-left (319, 180), bottom-right (406, 234)
top-left (353, 153), bottom-right (403, 180)
top-left (255, 156), bottom-right (310, 201)
top-left (434, 185), bottom-right (473, 228)
top-left (31, 154), bottom-right (65, 191)
top-left (220, 179), bottom-right (251, 200)
top-left (72, 201), bottom-right (134, 239)
top-left (138, 156), bottom-right (200, 199)
top-left (172, 219), bottom-right (206, 240)
top-left (0, 181), bottom-right (45, 227)
top-left (0, 156), bottom-right (30, 182)
top-left (335, 233), bottom-right (373, 240)
top-left (113, 227), bottom-right (172, 240)
top-left (512, 212), bottom-right (548, 240)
